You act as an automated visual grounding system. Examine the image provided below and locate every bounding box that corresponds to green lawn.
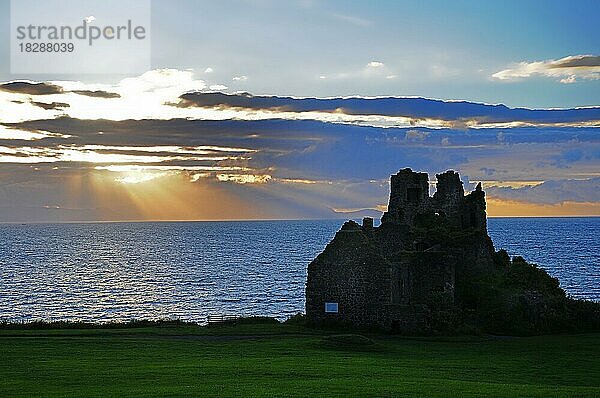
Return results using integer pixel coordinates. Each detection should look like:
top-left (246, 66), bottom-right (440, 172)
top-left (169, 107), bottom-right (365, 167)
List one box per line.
top-left (0, 323), bottom-right (598, 397)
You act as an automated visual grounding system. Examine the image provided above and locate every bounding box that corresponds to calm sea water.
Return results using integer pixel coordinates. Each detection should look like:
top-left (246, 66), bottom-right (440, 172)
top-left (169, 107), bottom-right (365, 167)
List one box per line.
top-left (0, 218), bottom-right (598, 323)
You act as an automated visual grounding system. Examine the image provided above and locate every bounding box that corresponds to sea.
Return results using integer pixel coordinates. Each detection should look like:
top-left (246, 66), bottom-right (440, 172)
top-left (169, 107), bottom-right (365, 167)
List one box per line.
top-left (0, 217), bottom-right (598, 323)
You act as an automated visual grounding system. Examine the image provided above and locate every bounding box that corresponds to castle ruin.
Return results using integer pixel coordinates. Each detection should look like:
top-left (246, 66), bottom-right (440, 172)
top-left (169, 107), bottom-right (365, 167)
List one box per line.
top-left (305, 168), bottom-right (495, 332)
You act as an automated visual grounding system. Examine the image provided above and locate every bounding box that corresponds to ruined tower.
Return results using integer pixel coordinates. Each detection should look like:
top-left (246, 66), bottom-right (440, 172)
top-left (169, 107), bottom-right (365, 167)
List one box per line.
top-left (306, 168), bottom-right (493, 332)
top-left (306, 167), bottom-right (598, 335)
top-left (381, 168), bottom-right (430, 225)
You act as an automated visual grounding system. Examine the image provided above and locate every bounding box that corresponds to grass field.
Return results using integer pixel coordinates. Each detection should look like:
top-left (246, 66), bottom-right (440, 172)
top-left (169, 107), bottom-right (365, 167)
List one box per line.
top-left (1, 322), bottom-right (598, 397)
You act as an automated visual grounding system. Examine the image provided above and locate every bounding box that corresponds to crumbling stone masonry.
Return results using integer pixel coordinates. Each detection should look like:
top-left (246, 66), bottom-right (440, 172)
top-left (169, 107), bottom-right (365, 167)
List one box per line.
top-left (306, 168), bottom-right (493, 333)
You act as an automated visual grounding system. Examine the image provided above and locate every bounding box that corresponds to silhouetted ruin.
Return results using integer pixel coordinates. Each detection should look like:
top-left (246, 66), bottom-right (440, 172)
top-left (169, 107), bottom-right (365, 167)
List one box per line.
top-left (306, 168), bottom-right (600, 334)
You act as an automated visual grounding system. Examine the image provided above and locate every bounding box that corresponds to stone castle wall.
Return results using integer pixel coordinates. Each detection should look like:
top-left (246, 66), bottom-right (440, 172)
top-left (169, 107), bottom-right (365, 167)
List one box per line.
top-left (306, 168), bottom-right (491, 333)
top-left (305, 221), bottom-right (393, 328)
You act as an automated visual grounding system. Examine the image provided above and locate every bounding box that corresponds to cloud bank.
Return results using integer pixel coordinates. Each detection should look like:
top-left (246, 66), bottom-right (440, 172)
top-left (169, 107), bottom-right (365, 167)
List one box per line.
top-left (492, 55), bottom-right (600, 84)
top-left (0, 70), bottom-right (598, 221)
top-left (0, 81), bottom-right (64, 95)
top-left (176, 92), bottom-right (600, 126)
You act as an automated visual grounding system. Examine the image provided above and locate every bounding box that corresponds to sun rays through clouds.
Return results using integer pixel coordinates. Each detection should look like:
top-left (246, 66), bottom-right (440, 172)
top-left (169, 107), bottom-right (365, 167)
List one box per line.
top-left (0, 69), bottom-right (599, 221)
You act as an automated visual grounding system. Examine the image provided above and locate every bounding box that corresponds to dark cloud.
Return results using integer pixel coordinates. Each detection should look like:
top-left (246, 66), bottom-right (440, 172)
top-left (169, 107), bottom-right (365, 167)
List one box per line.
top-left (3, 117), bottom-right (328, 149)
top-left (493, 55), bottom-right (600, 82)
top-left (0, 82), bottom-right (120, 98)
top-left (486, 178), bottom-right (600, 204)
top-left (30, 101), bottom-right (70, 110)
top-left (550, 55), bottom-right (600, 69)
top-left (177, 92), bottom-right (600, 124)
top-left (2, 118), bottom-right (598, 185)
top-left (0, 81), bottom-right (63, 95)
top-left (71, 90), bottom-right (121, 98)
top-left (0, 115), bottom-right (598, 221)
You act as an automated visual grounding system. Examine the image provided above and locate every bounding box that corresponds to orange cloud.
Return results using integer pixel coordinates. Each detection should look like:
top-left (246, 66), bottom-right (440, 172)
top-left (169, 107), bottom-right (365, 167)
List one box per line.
top-left (487, 197), bottom-right (600, 217)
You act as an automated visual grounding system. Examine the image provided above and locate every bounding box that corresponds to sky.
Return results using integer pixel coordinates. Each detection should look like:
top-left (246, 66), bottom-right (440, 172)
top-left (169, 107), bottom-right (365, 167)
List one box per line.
top-left (0, 0), bottom-right (599, 222)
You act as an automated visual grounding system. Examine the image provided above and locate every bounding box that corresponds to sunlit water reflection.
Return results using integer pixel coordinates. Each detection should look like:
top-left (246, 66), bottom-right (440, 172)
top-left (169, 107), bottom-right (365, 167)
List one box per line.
top-left (0, 218), bottom-right (597, 323)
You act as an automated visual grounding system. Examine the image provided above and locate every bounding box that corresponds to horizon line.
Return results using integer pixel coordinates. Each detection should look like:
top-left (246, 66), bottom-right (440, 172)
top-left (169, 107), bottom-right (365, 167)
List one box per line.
top-left (1, 215), bottom-right (598, 225)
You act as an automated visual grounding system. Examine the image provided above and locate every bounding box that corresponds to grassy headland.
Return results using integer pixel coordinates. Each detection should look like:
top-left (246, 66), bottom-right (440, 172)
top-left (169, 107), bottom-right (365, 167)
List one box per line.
top-left (1, 319), bottom-right (599, 397)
